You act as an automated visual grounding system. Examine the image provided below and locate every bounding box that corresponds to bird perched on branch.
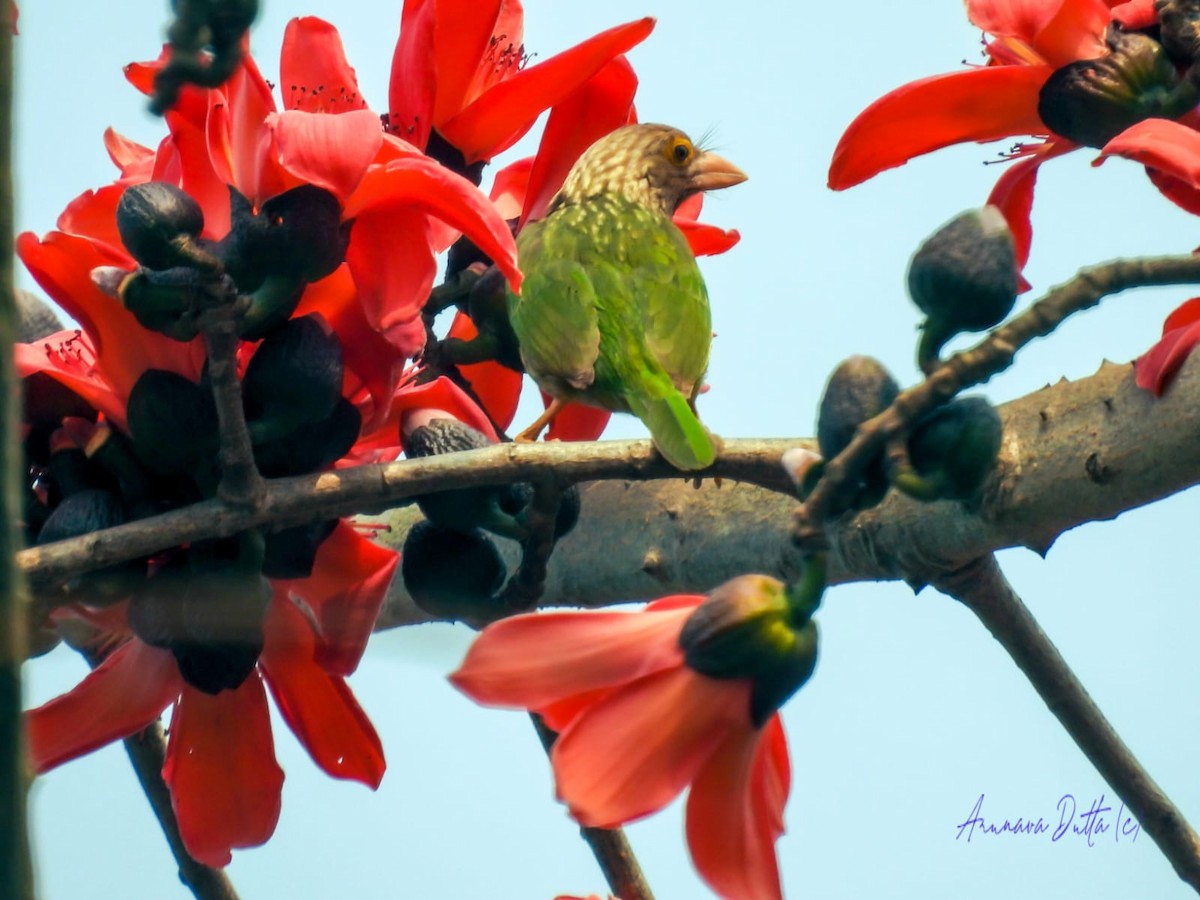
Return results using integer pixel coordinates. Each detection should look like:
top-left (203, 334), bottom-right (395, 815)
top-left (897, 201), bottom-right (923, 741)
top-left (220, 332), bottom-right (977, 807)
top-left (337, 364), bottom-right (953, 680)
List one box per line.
top-left (507, 123), bottom-right (747, 470)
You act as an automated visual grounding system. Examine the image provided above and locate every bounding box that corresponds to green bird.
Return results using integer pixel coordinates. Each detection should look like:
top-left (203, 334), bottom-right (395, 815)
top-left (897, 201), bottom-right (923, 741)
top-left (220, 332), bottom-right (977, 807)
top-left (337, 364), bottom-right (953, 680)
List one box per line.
top-left (507, 123), bottom-right (747, 470)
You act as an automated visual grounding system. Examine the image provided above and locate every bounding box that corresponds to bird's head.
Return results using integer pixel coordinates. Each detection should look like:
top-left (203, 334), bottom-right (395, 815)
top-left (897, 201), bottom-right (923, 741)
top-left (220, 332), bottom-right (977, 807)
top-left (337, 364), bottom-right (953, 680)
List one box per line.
top-left (552, 123), bottom-right (747, 217)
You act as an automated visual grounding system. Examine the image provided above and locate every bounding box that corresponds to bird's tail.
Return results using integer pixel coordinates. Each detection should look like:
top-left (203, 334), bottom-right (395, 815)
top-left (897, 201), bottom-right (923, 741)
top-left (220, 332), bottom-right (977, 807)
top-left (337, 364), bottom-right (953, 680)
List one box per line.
top-left (627, 389), bottom-right (715, 471)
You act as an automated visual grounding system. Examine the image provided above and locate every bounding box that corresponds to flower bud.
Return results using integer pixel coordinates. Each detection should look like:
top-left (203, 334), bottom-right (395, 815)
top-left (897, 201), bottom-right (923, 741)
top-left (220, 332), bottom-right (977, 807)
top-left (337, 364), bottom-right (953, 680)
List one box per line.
top-left (116, 182), bottom-right (204, 271)
top-left (896, 396), bottom-right (1004, 502)
top-left (126, 369), bottom-right (220, 477)
top-left (816, 356), bottom-right (898, 511)
top-left (1038, 29), bottom-right (1194, 149)
top-left (242, 314), bottom-right (343, 443)
top-left (908, 207), bottom-right (1017, 371)
top-left (680, 573), bottom-right (821, 727)
top-left (401, 521), bottom-right (507, 622)
top-left (1157, 0), bottom-right (1200, 65)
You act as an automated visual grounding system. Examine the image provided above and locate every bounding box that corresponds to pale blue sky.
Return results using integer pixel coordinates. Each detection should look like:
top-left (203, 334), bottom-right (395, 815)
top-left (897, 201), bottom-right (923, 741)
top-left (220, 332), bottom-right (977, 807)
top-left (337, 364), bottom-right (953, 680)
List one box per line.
top-left (16, 1), bottom-right (1200, 897)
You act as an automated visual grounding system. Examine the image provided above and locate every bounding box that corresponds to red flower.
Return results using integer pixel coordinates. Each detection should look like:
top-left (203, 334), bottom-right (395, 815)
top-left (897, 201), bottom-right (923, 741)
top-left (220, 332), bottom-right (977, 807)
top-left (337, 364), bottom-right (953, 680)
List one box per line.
top-left (451, 595), bottom-right (794, 900)
top-left (386, 0), bottom-right (655, 164)
top-left (1131, 295), bottom-right (1200, 395)
top-left (827, 0), bottom-right (1162, 272)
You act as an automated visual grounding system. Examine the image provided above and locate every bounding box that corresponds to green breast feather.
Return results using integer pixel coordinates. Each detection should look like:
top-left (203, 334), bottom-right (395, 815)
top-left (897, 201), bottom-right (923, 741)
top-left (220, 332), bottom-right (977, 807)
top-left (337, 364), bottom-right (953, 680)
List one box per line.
top-left (508, 194), bottom-right (715, 470)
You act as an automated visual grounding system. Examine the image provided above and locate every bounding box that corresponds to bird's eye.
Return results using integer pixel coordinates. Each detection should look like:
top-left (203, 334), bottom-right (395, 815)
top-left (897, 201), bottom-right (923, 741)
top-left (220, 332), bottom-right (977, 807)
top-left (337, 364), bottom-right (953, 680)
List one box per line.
top-left (664, 136), bottom-right (694, 167)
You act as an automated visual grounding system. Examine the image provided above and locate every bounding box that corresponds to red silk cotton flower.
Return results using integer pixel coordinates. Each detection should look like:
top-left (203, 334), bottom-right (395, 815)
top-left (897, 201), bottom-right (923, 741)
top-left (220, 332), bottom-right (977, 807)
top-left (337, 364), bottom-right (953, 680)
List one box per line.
top-left (828, 0), bottom-right (1173, 274)
top-left (450, 574), bottom-right (824, 900)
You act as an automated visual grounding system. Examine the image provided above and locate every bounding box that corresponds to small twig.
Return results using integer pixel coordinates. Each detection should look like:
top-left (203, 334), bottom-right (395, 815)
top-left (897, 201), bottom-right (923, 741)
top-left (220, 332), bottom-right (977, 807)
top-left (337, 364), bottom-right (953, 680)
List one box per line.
top-left (200, 309), bottom-right (266, 509)
top-left (933, 556), bottom-right (1200, 892)
top-left (530, 714), bottom-right (655, 900)
top-left (794, 253), bottom-right (1200, 547)
top-left (18, 439), bottom-right (799, 591)
top-left (122, 722), bottom-right (242, 900)
top-left (497, 480), bottom-right (563, 613)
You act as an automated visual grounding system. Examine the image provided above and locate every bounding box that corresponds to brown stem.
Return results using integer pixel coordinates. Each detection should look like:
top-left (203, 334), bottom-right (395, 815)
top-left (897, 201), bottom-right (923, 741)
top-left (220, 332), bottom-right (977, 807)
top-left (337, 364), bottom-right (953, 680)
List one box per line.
top-left (795, 253), bottom-right (1200, 546)
top-left (0, 7), bottom-right (33, 897)
top-left (530, 714), bottom-right (655, 900)
top-left (122, 722), bottom-right (242, 900)
top-left (497, 480), bottom-right (563, 613)
top-left (932, 556), bottom-right (1200, 892)
top-left (202, 316), bottom-right (266, 509)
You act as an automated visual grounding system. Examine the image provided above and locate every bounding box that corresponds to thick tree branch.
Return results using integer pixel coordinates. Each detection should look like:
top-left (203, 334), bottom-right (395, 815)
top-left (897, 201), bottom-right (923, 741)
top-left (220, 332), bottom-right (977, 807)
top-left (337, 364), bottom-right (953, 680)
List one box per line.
top-left (931, 556), bottom-right (1200, 892)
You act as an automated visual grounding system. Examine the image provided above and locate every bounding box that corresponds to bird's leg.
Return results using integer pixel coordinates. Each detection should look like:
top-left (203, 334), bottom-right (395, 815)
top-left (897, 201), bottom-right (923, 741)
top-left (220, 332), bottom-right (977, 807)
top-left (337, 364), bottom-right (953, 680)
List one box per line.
top-left (514, 399), bottom-right (566, 443)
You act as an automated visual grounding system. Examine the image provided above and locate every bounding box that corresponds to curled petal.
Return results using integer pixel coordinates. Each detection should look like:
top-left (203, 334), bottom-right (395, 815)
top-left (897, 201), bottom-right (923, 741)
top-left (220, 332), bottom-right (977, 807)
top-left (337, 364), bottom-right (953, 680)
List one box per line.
top-left (103, 127), bottom-right (154, 178)
top-left (986, 141), bottom-right (1075, 280)
top-left (441, 18), bottom-right (655, 163)
top-left (281, 520), bottom-right (399, 675)
top-left (1135, 297), bottom-right (1200, 395)
top-left (545, 398), bottom-right (610, 442)
top-left (260, 597), bottom-right (385, 788)
top-left (828, 66), bottom-right (1053, 190)
top-left (686, 714), bottom-right (790, 900)
top-left (552, 667), bottom-right (749, 828)
top-left (1098, 118), bottom-right (1200, 217)
top-left (280, 17), bottom-right (370, 113)
top-left (164, 675), bottom-right (285, 867)
top-left (451, 601), bottom-right (698, 711)
top-left (26, 639), bottom-right (180, 773)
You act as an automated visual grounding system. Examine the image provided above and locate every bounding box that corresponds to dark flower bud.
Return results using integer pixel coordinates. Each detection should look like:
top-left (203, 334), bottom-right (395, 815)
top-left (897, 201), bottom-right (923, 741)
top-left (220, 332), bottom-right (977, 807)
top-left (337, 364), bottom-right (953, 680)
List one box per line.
top-left (897, 397), bottom-right (1004, 502)
top-left (816, 356), bottom-right (899, 511)
top-left (38, 488), bottom-right (143, 606)
top-left (401, 521), bottom-right (507, 623)
top-left (242, 314), bottom-right (343, 443)
top-left (109, 266), bottom-right (210, 342)
top-left (253, 398), bottom-right (361, 478)
top-left (439, 266), bottom-right (525, 372)
top-left (261, 519), bottom-right (339, 579)
top-left (220, 185), bottom-right (349, 291)
top-left (501, 481), bottom-right (583, 541)
top-left (403, 415), bottom-right (530, 541)
top-left (237, 275), bottom-right (307, 341)
top-left (127, 369), bottom-right (220, 477)
top-left (908, 207), bottom-right (1017, 371)
top-left (1038, 29), bottom-right (1196, 149)
top-left (1157, 0), bottom-right (1200, 65)
top-left (117, 182), bottom-right (205, 271)
top-left (128, 532), bottom-right (271, 694)
top-left (680, 568), bottom-right (823, 727)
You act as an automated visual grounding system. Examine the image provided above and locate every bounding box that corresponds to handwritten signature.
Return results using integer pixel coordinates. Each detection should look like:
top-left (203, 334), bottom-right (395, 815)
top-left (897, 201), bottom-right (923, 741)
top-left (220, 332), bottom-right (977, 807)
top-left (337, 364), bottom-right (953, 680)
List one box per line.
top-left (955, 793), bottom-right (1141, 846)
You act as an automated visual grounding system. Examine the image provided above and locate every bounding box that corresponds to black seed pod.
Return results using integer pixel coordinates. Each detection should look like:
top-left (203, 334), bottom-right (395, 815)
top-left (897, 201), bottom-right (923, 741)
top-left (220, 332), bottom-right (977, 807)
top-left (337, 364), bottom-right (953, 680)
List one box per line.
top-left (242, 314), bottom-right (343, 443)
top-left (401, 522), bottom-right (506, 623)
top-left (901, 397), bottom-right (1004, 502)
top-left (816, 356), bottom-right (898, 512)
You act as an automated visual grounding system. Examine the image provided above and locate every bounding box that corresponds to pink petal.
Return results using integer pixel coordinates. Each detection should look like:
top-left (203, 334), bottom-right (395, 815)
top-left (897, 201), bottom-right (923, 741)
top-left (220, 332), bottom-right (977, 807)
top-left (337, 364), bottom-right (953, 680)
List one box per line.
top-left (551, 666), bottom-right (749, 828)
top-left (450, 600), bottom-right (700, 711)
top-left (260, 596), bottom-right (385, 788)
top-left (686, 714), bottom-right (790, 900)
top-left (441, 18), bottom-right (655, 163)
top-left (164, 675), bottom-right (285, 867)
top-left (26, 639), bottom-right (180, 773)
top-left (1135, 297), bottom-right (1200, 395)
top-left (520, 56), bottom-right (639, 227)
top-left (267, 108), bottom-right (382, 202)
top-left (280, 520), bottom-right (399, 675)
top-left (828, 66), bottom-right (1053, 190)
top-left (280, 17), bottom-right (370, 113)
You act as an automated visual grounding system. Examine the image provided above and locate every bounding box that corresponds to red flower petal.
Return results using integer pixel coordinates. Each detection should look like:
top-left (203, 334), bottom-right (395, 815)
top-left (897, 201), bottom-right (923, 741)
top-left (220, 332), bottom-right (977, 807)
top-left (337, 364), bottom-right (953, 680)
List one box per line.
top-left (26, 639), bottom-right (180, 773)
top-left (490, 156), bottom-right (533, 220)
top-left (103, 127), bottom-right (154, 176)
top-left (1134, 297), bottom-right (1200, 395)
top-left (57, 184), bottom-right (126, 253)
top-left (267, 108), bottom-right (382, 202)
top-left (686, 716), bottom-right (789, 900)
top-left (446, 311), bottom-right (523, 430)
top-left (450, 601), bottom-right (697, 711)
top-left (828, 66), bottom-right (1053, 190)
top-left (386, 0), bottom-right (438, 149)
top-left (260, 597), bottom-right (385, 788)
top-left (281, 520), bottom-right (399, 675)
top-left (985, 141), bottom-right (1076, 279)
top-left (441, 18), bottom-right (655, 163)
top-left (15, 337), bottom-right (125, 427)
top-left (551, 667), bottom-right (748, 828)
top-left (392, 374), bottom-right (502, 441)
top-left (545, 398), bottom-right (611, 442)
top-left (164, 675), bottom-right (285, 867)
top-left (520, 56), bottom-right (639, 227)
top-left (969, 0), bottom-right (1109, 67)
top-left (1110, 0), bottom-right (1158, 29)
top-left (205, 54), bottom-right (280, 210)
top-left (428, 0), bottom-right (517, 125)
top-left (1098, 118), bottom-right (1200, 218)
top-left (280, 17), bottom-right (370, 113)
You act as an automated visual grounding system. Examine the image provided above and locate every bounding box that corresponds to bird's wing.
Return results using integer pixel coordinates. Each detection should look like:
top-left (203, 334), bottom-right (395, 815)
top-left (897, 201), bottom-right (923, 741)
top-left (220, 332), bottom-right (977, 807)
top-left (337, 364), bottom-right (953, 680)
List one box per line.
top-left (508, 214), bottom-right (602, 391)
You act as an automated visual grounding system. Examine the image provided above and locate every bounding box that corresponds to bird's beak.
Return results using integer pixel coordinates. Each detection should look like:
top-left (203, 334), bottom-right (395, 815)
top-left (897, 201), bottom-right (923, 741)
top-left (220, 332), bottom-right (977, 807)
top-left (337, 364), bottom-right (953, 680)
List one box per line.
top-left (689, 152), bottom-right (748, 192)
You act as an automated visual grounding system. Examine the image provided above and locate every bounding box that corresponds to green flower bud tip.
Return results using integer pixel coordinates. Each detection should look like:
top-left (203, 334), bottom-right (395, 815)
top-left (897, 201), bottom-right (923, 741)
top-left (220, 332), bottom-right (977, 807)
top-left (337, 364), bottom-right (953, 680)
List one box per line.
top-left (1038, 30), bottom-right (1194, 149)
top-left (680, 574), bottom-right (820, 726)
top-left (116, 182), bottom-right (205, 271)
top-left (908, 207), bottom-right (1017, 370)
